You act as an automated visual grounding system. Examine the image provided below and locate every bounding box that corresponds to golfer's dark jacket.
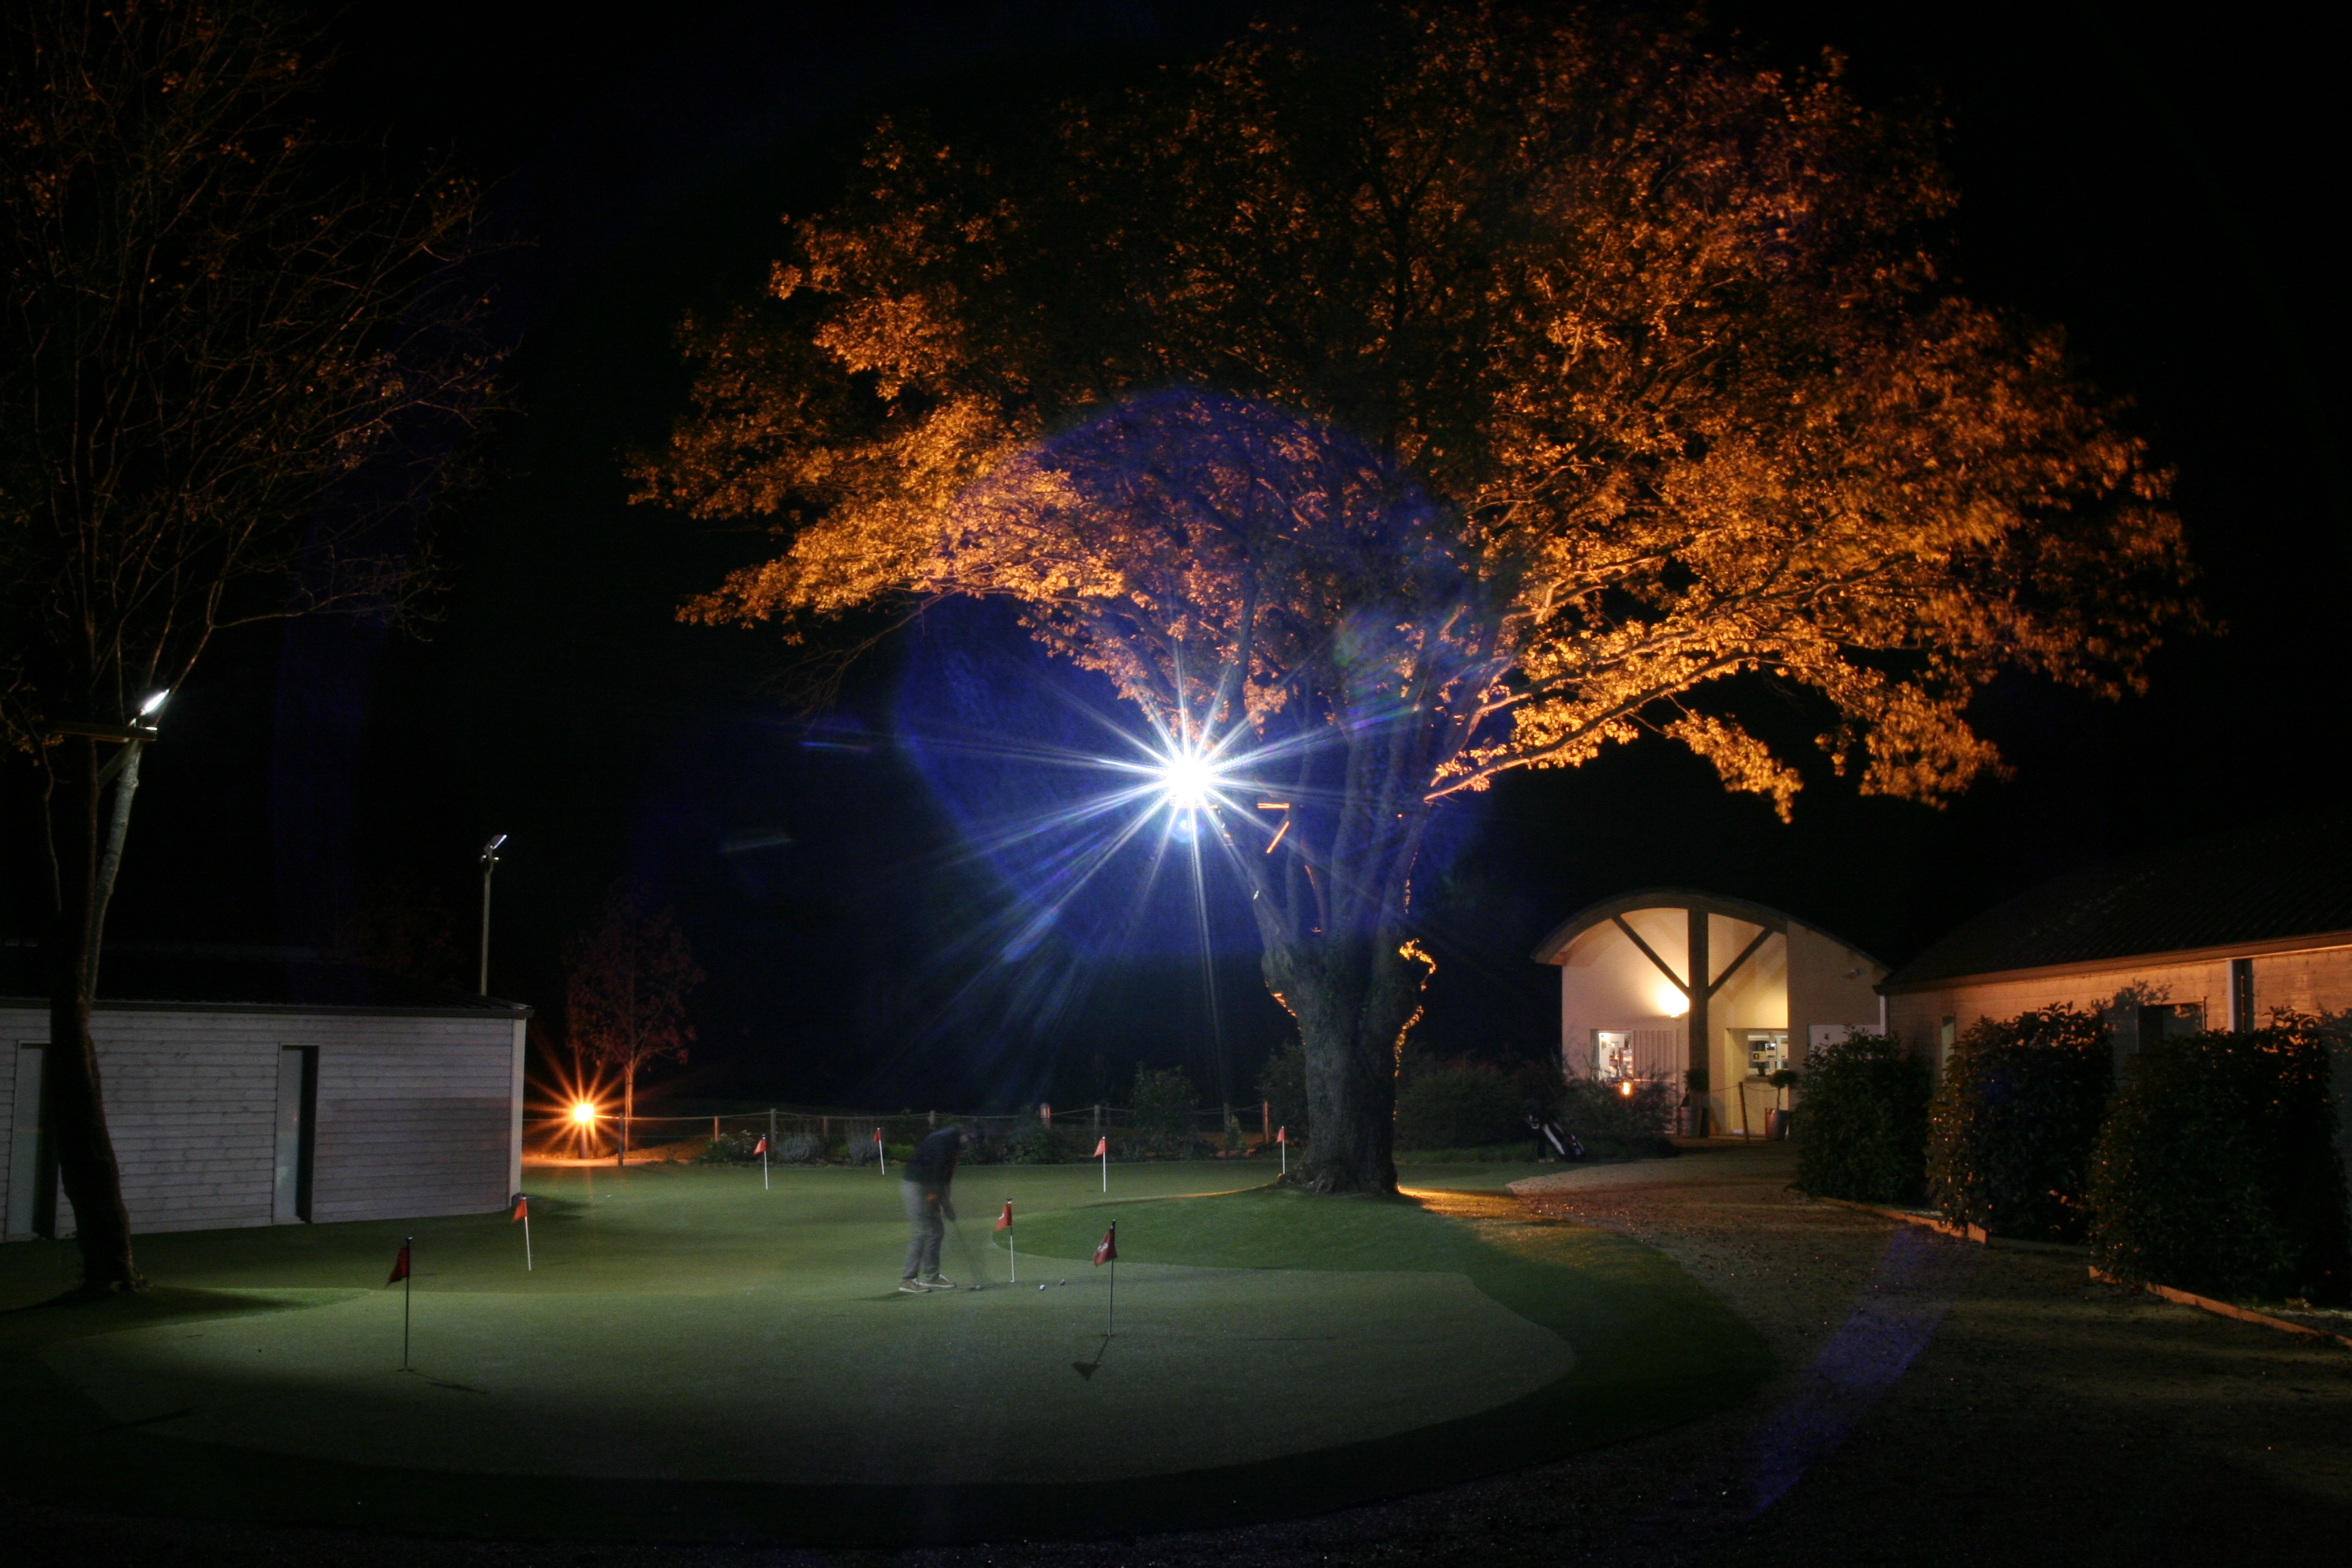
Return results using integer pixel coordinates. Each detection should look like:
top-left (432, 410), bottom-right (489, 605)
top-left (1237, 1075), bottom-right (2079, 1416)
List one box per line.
top-left (904, 1128), bottom-right (962, 1192)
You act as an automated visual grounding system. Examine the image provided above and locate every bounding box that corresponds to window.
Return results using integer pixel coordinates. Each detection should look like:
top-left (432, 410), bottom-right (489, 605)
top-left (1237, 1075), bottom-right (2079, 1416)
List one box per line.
top-left (2137, 1002), bottom-right (2203, 1051)
top-left (1595, 1030), bottom-right (1633, 1081)
top-left (1743, 1030), bottom-right (1788, 1077)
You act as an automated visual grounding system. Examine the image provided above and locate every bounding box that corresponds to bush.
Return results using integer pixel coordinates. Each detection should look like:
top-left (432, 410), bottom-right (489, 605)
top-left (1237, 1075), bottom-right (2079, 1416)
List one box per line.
top-left (773, 1132), bottom-right (821, 1164)
top-left (1394, 1065), bottom-right (1522, 1150)
top-left (1795, 1032), bottom-right (1930, 1204)
top-left (1927, 1004), bottom-right (2112, 1241)
top-left (1002, 1118), bottom-right (1085, 1164)
top-left (1129, 1065), bottom-right (1200, 1154)
top-left (1256, 1039), bottom-right (1309, 1141)
top-left (2087, 1019), bottom-right (2352, 1303)
top-left (694, 1130), bottom-right (762, 1164)
top-left (1556, 1077), bottom-right (1678, 1159)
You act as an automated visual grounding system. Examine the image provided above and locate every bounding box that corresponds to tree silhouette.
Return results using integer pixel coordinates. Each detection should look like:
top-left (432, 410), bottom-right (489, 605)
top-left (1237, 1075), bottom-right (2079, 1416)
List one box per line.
top-left (1, 0), bottom-right (497, 1285)
top-left (639, 7), bottom-right (2193, 1192)
top-left (564, 884), bottom-right (703, 1165)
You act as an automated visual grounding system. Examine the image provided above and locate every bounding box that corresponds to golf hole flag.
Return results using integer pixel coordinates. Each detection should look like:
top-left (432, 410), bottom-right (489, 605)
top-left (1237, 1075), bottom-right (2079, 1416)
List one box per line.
top-left (752, 1135), bottom-right (767, 1156)
top-left (386, 1242), bottom-right (411, 1286)
top-left (998, 1200), bottom-right (1015, 1282)
top-left (512, 1193), bottom-right (534, 1271)
top-left (874, 1126), bottom-right (886, 1174)
top-left (1094, 1222), bottom-right (1117, 1265)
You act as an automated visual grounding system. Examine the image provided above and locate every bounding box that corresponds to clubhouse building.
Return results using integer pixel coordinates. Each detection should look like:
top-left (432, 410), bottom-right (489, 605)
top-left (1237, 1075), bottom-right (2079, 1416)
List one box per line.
top-left (1533, 890), bottom-right (1888, 1137)
top-left (3, 945), bottom-right (529, 1241)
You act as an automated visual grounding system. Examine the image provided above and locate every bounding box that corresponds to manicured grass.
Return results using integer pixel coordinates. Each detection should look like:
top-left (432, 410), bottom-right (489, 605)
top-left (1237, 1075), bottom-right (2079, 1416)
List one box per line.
top-left (0, 1160), bottom-right (1765, 1546)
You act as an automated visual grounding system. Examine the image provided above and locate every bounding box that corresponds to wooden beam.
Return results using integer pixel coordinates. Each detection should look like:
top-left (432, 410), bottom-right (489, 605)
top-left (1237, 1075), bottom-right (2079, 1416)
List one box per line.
top-left (1707, 925), bottom-right (1775, 997)
top-left (1611, 914), bottom-right (1689, 995)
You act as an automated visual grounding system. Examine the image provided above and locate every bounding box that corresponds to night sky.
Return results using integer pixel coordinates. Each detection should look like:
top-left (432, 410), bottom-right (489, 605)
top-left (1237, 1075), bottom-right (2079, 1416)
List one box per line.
top-left (17, 1), bottom-right (2340, 1115)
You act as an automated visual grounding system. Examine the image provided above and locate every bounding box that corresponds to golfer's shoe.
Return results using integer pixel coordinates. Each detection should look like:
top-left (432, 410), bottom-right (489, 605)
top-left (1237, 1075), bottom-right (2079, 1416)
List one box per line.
top-left (898, 1278), bottom-right (932, 1294)
top-left (921, 1275), bottom-right (956, 1290)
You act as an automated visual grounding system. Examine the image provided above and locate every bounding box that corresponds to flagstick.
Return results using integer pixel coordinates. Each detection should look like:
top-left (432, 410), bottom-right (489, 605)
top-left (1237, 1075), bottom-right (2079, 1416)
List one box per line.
top-left (762, 1145), bottom-right (769, 1190)
top-left (1101, 1142), bottom-right (1107, 1193)
top-left (402, 1235), bottom-right (412, 1371)
top-left (877, 1128), bottom-right (887, 1176)
top-left (523, 1213), bottom-right (533, 1271)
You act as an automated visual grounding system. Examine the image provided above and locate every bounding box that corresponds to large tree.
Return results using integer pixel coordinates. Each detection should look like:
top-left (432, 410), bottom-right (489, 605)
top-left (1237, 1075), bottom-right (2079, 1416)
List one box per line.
top-left (0, 0), bottom-right (494, 1287)
top-left (638, 6), bottom-right (2192, 1192)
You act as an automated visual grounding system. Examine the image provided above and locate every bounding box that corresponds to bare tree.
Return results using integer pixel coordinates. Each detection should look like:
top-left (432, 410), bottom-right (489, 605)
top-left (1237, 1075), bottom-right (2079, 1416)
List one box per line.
top-left (0, 0), bottom-right (498, 1289)
top-left (564, 883), bottom-right (703, 1165)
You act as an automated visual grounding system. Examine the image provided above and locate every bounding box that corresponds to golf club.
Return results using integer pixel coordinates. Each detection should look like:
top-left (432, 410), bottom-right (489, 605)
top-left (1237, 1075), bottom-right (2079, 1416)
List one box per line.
top-left (950, 1211), bottom-right (987, 1290)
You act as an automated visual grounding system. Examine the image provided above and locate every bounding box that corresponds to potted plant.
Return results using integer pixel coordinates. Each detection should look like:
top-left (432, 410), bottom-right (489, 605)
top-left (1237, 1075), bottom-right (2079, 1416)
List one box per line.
top-left (1682, 1068), bottom-right (1710, 1138)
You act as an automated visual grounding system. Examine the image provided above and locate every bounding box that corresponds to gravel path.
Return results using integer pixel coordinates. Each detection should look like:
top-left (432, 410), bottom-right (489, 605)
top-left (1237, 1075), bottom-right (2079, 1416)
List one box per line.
top-left (11, 1141), bottom-right (2349, 1565)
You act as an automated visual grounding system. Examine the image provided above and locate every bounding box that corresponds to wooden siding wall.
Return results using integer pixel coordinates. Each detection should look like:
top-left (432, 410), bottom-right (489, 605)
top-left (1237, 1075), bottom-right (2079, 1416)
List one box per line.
top-left (1, 1007), bottom-right (519, 1239)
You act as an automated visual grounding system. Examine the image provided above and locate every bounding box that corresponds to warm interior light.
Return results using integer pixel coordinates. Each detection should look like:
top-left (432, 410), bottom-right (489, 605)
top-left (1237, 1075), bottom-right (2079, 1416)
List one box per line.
top-left (1652, 983), bottom-right (1690, 1018)
top-left (569, 1100), bottom-right (598, 1126)
top-left (1618, 1081), bottom-right (1633, 1096)
top-left (1158, 749), bottom-right (1220, 811)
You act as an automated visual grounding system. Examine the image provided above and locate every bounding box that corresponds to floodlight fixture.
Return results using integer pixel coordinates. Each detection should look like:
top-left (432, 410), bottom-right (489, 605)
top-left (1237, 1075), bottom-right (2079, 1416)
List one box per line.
top-left (1156, 748), bottom-right (1222, 812)
top-left (137, 689), bottom-right (171, 717)
top-left (569, 1100), bottom-right (598, 1127)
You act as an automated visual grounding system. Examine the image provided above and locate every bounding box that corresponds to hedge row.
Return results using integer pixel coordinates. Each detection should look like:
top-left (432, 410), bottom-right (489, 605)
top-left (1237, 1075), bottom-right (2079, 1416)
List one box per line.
top-left (1798, 1013), bottom-right (2351, 1304)
top-left (1927, 1005), bottom-right (2110, 1242)
top-left (2089, 1022), bottom-right (2350, 1303)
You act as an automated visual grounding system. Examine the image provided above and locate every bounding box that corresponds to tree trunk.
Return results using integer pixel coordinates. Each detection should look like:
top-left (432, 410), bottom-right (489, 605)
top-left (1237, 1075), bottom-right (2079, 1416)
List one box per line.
top-left (43, 737), bottom-right (146, 1294)
top-left (1260, 928), bottom-right (1422, 1194)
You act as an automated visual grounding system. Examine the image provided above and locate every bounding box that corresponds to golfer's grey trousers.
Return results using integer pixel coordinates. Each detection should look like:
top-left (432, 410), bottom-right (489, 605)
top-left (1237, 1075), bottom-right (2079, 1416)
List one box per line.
top-left (901, 1179), bottom-right (945, 1280)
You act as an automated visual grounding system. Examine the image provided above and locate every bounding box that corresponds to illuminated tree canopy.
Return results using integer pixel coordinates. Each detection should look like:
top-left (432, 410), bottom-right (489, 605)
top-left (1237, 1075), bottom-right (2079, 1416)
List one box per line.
top-left (639, 6), bottom-right (2192, 1192)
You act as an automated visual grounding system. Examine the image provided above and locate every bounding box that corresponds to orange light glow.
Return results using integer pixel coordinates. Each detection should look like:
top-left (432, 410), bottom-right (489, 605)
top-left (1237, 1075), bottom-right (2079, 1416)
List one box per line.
top-left (569, 1100), bottom-right (598, 1126)
top-left (1617, 1081), bottom-right (1633, 1097)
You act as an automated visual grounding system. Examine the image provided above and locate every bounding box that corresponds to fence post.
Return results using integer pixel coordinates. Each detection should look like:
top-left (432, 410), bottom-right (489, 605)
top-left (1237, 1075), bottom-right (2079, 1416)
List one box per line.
top-left (769, 1107), bottom-right (776, 1149)
top-left (928, 1109), bottom-right (936, 1130)
top-left (1262, 1100), bottom-right (1270, 1140)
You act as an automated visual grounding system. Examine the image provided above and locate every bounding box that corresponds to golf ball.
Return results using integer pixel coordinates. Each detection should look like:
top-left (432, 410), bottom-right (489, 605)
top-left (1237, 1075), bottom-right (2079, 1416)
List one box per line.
top-left (1038, 1283), bottom-right (1046, 1291)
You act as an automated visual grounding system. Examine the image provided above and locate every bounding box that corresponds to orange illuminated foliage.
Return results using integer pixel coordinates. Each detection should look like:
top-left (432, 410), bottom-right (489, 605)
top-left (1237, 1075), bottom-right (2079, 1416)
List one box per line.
top-left (636, 6), bottom-right (2192, 1192)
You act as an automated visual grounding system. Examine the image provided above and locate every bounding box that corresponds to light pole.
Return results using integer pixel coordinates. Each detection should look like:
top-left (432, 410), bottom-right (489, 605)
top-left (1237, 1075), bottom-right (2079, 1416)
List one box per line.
top-left (478, 834), bottom-right (507, 994)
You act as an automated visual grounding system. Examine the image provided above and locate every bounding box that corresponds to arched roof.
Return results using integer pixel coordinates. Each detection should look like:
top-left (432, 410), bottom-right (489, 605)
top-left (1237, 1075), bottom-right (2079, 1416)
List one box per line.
top-left (1529, 887), bottom-right (1884, 971)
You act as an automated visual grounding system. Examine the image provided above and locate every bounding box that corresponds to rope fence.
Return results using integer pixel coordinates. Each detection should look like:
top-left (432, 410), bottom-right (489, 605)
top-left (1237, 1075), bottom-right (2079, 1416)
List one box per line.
top-left (533, 1102), bottom-right (1290, 1162)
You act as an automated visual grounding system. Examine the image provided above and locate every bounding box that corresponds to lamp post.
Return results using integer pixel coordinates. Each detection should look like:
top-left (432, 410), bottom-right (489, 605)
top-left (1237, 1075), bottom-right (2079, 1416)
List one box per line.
top-left (478, 834), bottom-right (507, 994)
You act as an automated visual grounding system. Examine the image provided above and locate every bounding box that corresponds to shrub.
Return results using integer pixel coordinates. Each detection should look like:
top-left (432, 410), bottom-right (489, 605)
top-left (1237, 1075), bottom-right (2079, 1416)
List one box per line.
top-left (1129, 1065), bottom-right (1200, 1154)
top-left (1002, 1118), bottom-right (1085, 1164)
top-left (1927, 1004), bottom-right (2112, 1241)
top-left (695, 1130), bottom-right (762, 1164)
top-left (2087, 1019), bottom-right (2352, 1303)
top-left (1394, 1065), bottom-right (1522, 1150)
top-left (773, 1132), bottom-right (821, 1164)
top-left (1795, 1032), bottom-right (1930, 1203)
top-left (1556, 1077), bottom-right (1678, 1159)
top-left (1256, 1039), bottom-right (1309, 1140)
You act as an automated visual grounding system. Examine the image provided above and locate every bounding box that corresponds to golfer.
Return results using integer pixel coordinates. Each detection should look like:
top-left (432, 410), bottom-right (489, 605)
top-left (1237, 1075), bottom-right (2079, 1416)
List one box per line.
top-left (898, 1124), bottom-right (967, 1293)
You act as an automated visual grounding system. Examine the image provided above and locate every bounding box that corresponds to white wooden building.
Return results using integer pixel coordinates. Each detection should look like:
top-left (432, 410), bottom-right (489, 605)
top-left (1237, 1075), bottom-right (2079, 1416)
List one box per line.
top-left (1532, 889), bottom-right (1886, 1137)
top-left (1882, 815), bottom-right (2352, 1075)
top-left (3, 946), bottom-right (528, 1241)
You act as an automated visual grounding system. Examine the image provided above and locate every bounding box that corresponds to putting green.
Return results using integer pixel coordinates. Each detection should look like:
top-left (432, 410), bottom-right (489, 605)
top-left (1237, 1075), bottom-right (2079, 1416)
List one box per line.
top-left (0, 1160), bottom-right (1766, 1544)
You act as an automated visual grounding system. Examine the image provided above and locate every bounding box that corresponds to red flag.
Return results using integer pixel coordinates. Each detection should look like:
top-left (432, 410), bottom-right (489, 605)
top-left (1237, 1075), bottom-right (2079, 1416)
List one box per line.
top-left (872, 1126), bottom-right (883, 1143)
top-left (753, 1135), bottom-right (768, 1156)
top-left (510, 1195), bottom-right (528, 1222)
top-left (1275, 1126), bottom-right (1287, 1145)
top-left (386, 1243), bottom-right (410, 1285)
top-left (1093, 1222), bottom-right (1117, 1266)
top-left (995, 1200), bottom-right (1013, 1232)
top-left (1092, 1136), bottom-right (1108, 1158)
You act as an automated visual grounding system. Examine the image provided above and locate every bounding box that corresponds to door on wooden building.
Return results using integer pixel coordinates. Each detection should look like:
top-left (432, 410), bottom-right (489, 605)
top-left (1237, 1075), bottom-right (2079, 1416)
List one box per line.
top-left (273, 1047), bottom-right (318, 1224)
top-left (7, 1043), bottom-right (57, 1241)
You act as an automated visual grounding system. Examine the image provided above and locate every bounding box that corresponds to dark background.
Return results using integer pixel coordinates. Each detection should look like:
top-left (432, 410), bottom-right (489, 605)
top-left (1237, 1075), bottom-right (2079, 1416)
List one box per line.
top-left (12, 1), bottom-right (2340, 1113)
